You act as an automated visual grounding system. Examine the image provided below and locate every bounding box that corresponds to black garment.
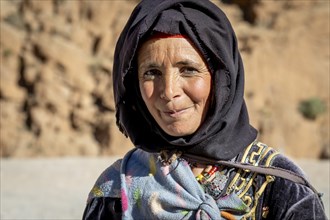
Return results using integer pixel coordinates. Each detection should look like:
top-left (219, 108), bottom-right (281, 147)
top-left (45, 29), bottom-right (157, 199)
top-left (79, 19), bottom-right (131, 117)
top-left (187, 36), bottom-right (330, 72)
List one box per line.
top-left (83, 197), bottom-right (121, 220)
top-left (266, 157), bottom-right (326, 219)
top-left (113, 0), bottom-right (257, 160)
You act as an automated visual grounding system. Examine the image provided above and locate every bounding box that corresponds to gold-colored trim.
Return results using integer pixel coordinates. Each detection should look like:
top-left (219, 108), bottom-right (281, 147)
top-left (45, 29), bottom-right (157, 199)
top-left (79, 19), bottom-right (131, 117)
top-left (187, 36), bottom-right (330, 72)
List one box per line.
top-left (244, 175), bottom-right (275, 219)
top-left (265, 152), bottom-right (280, 166)
top-left (226, 143), bottom-right (253, 194)
top-left (225, 142), bottom-right (280, 219)
top-left (241, 143), bottom-right (254, 163)
top-left (239, 172), bottom-right (257, 198)
top-left (249, 144), bottom-right (263, 164)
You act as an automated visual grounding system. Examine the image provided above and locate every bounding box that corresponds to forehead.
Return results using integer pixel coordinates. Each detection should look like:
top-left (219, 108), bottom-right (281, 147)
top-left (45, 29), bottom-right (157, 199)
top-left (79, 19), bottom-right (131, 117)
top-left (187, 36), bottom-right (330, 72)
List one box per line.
top-left (137, 37), bottom-right (204, 63)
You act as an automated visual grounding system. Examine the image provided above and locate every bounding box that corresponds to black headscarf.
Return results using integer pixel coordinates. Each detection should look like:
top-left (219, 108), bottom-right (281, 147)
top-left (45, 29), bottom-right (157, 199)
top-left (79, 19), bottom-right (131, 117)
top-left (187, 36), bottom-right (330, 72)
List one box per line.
top-left (113, 0), bottom-right (257, 160)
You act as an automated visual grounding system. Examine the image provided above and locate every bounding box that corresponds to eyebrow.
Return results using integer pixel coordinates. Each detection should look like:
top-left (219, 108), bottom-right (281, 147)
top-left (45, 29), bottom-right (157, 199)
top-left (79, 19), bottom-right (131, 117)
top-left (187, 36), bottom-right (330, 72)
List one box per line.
top-left (138, 59), bottom-right (200, 72)
top-left (139, 59), bottom-right (199, 70)
top-left (175, 60), bottom-right (199, 66)
top-left (138, 62), bottom-right (160, 71)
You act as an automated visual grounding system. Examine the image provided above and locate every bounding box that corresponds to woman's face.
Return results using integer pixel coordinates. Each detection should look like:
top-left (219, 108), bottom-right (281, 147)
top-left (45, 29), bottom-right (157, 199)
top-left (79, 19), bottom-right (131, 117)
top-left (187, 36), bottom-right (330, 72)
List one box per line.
top-left (138, 37), bottom-right (212, 137)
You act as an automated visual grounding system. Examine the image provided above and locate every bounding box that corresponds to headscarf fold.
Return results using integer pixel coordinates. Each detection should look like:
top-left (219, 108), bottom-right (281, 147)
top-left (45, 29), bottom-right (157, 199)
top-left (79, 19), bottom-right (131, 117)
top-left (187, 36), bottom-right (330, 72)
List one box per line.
top-left (113, 0), bottom-right (257, 160)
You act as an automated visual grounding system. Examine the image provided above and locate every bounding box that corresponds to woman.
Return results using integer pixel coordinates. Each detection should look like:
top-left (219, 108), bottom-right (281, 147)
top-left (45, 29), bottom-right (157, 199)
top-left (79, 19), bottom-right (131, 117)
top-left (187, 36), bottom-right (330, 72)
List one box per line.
top-left (83, 0), bottom-right (326, 219)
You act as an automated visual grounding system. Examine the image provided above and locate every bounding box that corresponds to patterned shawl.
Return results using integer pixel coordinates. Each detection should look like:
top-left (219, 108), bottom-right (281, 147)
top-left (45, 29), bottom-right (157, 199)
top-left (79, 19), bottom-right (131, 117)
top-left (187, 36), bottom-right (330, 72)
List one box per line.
top-left (92, 149), bottom-right (250, 219)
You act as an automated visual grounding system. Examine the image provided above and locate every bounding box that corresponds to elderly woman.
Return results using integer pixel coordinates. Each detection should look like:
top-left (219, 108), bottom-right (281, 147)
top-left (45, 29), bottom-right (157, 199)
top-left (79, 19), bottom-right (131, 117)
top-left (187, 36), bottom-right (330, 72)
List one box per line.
top-left (83, 0), bottom-right (326, 219)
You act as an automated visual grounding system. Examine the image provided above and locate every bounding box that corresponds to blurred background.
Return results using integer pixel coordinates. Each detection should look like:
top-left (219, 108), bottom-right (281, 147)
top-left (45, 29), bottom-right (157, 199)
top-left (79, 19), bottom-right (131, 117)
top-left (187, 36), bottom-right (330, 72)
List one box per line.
top-left (1, 0), bottom-right (329, 219)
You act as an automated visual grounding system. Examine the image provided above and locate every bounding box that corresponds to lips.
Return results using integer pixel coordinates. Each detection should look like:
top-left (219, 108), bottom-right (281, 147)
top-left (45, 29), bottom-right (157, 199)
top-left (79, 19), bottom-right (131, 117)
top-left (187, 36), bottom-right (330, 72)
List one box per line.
top-left (161, 106), bottom-right (192, 118)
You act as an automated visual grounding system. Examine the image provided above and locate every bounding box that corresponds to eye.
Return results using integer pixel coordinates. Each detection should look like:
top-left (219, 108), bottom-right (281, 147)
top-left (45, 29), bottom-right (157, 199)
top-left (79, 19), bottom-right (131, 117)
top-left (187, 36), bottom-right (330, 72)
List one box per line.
top-left (142, 69), bottom-right (162, 80)
top-left (180, 66), bottom-right (198, 75)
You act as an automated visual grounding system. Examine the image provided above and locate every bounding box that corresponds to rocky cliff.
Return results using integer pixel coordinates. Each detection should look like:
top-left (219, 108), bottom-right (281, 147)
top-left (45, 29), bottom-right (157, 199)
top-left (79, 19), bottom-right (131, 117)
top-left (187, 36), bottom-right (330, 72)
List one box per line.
top-left (1, 0), bottom-right (329, 158)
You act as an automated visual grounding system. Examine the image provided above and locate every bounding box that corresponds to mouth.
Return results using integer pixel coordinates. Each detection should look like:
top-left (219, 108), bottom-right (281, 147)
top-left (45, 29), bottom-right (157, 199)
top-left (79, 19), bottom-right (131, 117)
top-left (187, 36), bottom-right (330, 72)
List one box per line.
top-left (162, 107), bottom-right (192, 118)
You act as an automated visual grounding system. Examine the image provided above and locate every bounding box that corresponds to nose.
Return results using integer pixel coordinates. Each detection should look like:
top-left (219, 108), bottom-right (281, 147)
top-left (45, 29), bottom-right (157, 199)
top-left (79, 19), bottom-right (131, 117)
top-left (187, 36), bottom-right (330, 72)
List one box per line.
top-left (160, 71), bottom-right (180, 101)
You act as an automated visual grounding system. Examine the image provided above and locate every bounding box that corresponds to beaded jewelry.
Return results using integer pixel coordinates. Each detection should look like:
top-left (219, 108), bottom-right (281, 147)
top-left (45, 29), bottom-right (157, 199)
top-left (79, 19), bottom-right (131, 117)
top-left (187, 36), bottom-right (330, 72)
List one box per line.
top-left (203, 171), bottom-right (229, 199)
top-left (190, 161), bottom-right (231, 200)
top-left (196, 166), bottom-right (219, 184)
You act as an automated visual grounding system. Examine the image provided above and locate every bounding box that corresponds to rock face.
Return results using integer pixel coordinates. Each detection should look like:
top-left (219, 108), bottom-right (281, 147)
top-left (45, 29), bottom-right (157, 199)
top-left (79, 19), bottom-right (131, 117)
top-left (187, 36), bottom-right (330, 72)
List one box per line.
top-left (0, 0), bottom-right (329, 158)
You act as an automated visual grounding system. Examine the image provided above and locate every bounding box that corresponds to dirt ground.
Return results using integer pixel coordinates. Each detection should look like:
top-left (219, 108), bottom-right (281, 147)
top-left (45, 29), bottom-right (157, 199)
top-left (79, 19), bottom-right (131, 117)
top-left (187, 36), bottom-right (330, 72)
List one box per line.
top-left (1, 157), bottom-right (329, 219)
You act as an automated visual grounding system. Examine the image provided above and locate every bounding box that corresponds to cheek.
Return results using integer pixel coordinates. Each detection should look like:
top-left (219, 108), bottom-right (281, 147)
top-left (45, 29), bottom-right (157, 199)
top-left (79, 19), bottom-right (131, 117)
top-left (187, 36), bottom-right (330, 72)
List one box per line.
top-left (186, 78), bottom-right (211, 102)
top-left (139, 82), bottom-right (155, 103)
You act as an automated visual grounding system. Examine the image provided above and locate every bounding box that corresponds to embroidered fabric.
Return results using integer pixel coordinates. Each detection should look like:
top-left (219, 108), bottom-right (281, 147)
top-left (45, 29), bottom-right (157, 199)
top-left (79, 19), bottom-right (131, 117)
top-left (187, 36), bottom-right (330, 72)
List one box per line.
top-left (185, 141), bottom-right (280, 219)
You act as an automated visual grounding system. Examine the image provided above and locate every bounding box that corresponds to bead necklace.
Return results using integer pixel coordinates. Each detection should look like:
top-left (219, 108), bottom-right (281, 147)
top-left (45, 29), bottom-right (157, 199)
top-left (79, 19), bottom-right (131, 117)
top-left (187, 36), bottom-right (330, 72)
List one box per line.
top-left (195, 165), bottom-right (219, 184)
top-left (188, 159), bottom-right (236, 200)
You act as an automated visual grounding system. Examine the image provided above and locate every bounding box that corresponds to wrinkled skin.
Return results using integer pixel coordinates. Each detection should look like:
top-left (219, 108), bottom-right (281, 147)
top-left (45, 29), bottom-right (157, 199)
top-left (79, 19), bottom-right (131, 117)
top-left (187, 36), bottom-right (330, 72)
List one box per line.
top-left (138, 37), bottom-right (212, 137)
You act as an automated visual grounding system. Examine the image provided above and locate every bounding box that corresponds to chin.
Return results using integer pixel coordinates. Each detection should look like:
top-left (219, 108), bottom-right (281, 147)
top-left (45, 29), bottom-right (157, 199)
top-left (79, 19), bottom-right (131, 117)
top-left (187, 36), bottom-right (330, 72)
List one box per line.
top-left (164, 127), bottom-right (196, 137)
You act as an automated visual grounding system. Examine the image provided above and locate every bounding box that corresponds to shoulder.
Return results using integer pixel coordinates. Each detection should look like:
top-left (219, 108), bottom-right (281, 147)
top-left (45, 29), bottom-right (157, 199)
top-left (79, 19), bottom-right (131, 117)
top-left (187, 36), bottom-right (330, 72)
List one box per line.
top-left (271, 153), bottom-right (306, 177)
top-left (83, 149), bottom-right (155, 219)
top-left (87, 159), bottom-right (123, 202)
top-left (264, 147), bottom-right (326, 219)
top-left (242, 142), bottom-right (326, 219)
top-left (86, 148), bottom-right (151, 202)
top-left (83, 159), bottom-right (124, 220)
top-left (241, 141), bottom-right (306, 177)
top-left (237, 141), bottom-right (279, 167)
top-left (268, 152), bottom-right (313, 203)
